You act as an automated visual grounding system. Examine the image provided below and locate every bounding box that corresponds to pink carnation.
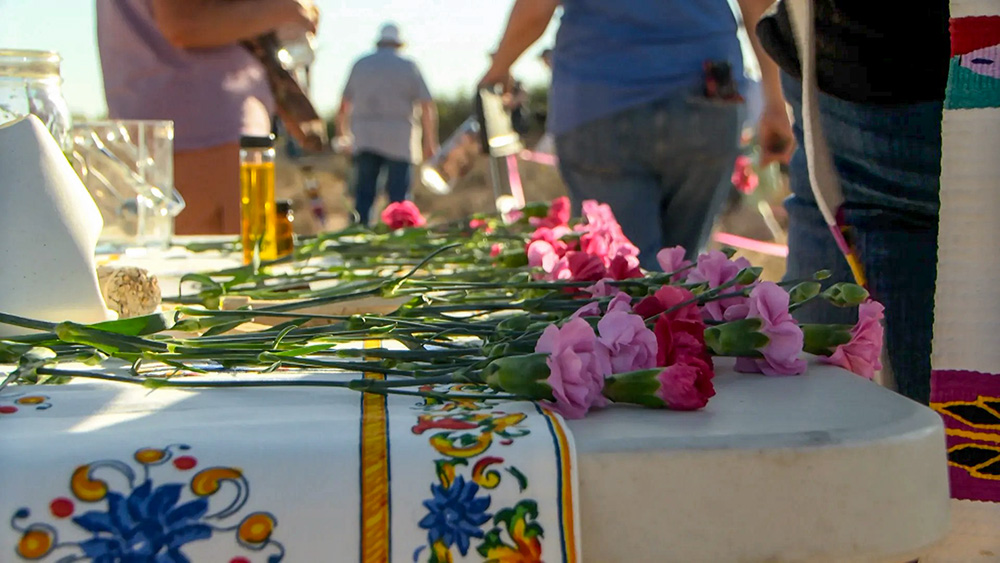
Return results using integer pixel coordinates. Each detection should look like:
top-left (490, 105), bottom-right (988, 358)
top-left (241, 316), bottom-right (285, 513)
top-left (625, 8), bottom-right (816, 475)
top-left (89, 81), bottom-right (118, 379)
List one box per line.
top-left (733, 282), bottom-right (807, 376)
top-left (561, 251), bottom-right (607, 282)
top-left (584, 279), bottom-right (622, 298)
top-left (820, 300), bottom-right (885, 380)
top-left (577, 200), bottom-right (640, 265)
top-left (581, 200), bottom-right (618, 229)
top-left (653, 297), bottom-right (712, 367)
top-left (570, 301), bottom-right (602, 319)
top-left (655, 357), bottom-right (715, 411)
top-left (634, 285), bottom-right (697, 322)
top-left (381, 201), bottom-right (426, 230)
top-left (527, 240), bottom-right (560, 274)
top-left (731, 155), bottom-right (759, 195)
top-left (469, 218), bottom-right (493, 232)
top-left (572, 282), bottom-right (632, 319)
top-left (686, 250), bottom-right (753, 321)
top-left (530, 196), bottom-right (571, 229)
top-left (598, 311), bottom-right (658, 374)
top-left (606, 292), bottom-right (633, 314)
top-left (535, 317), bottom-right (612, 419)
top-left (656, 246), bottom-right (692, 281)
top-left (579, 231), bottom-right (610, 262)
top-left (530, 225), bottom-right (573, 246)
top-left (608, 254), bottom-right (642, 280)
top-left (503, 208), bottom-right (524, 224)
top-left (652, 304), bottom-right (715, 410)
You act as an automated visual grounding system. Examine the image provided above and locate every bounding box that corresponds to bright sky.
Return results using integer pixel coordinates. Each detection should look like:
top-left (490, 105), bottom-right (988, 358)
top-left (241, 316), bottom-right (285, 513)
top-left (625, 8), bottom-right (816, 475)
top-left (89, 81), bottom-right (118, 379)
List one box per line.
top-left (0, 0), bottom-right (560, 119)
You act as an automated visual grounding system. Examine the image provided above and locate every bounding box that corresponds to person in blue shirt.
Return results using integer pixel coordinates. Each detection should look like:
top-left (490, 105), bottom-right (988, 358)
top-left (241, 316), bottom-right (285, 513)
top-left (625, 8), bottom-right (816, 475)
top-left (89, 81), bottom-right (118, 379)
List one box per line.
top-left (481, 0), bottom-right (794, 268)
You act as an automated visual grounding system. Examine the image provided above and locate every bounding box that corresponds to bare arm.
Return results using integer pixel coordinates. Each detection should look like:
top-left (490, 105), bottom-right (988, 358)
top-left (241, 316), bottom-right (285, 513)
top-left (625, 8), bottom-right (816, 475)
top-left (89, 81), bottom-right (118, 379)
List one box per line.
top-left (480, 0), bottom-right (560, 86)
top-left (735, 0), bottom-right (795, 165)
top-left (336, 98), bottom-right (352, 138)
top-left (151, 0), bottom-right (316, 49)
top-left (419, 100), bottom-right (439, 161)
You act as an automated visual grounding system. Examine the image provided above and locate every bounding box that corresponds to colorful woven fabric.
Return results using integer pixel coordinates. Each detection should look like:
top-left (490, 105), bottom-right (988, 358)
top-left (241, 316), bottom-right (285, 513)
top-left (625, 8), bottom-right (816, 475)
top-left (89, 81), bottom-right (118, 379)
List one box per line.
top-left (931, 370), bottom-right (1000, 501)
top-left (946, 16), bottom-right (1000, 108)
top-left (930, 2), bottom-right (1000, 504)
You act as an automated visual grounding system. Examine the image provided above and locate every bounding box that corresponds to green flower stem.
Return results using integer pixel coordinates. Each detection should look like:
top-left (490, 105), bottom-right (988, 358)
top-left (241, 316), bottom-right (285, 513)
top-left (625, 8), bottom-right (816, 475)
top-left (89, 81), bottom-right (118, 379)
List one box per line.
top-left (655, 263), bottom-right (697, 283)
top-left (789, 295), bottom-right (819, 313)
top-left (394, 335), bottom-right (469, 350)
top-left (145, 377), bottom-right (352, 389)
top-left (176, 307), bottom-right (354, 323)
top-left (0, 312), bottom-right (58, 332)
top-left (138, 374), bottom-right (528, 401)
top-left (398, 279), bottom-right (643, 291)
top-left (256, 353), bottom-right (411, 376)
top-left (649, 287), bottom-right (752, 321)
top-left (352, 374), bottom-right (458, 388)
top-left (34, 367), bottom-right (147, 385)
top-left (704, 318), bottom-right (769, 356)
top-left (800, 323), bottom-right (854, 356)
top-left (2, 332), bottom-right (61, 344)
top-left (175, 310), bottom-right (490, 340)
top-left (361, 387), bottom-right (529, 402)
top-left (403, 303), bottom-right (538, 315)
top-left (55, 322), bottom-right (169, 354)
top-left (332, 348), bottom-right (479, 360)
top-left (250, 288), bottom-right (384, 313)
top-left (176, 323), bottom-right (368, 344)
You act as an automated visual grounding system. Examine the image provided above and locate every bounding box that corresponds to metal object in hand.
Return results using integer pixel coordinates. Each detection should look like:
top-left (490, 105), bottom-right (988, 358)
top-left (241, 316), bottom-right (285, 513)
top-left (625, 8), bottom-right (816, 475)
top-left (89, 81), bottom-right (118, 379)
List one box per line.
top-left (419, 116), bottom-right (482, 195)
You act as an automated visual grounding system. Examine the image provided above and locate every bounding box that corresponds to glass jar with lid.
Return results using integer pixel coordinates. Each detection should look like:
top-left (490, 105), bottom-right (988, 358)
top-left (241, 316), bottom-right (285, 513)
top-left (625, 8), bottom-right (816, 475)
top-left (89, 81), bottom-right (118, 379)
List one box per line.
top-left (239, 134), bottom-right (277, 267)
top-left (0, 49), bottom-right (72, 150)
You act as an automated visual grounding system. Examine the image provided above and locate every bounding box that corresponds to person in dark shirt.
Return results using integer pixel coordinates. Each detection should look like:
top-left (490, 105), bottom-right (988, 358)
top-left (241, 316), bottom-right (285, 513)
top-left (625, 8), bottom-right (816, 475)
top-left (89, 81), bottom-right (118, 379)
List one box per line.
top-left (756, 1), bottom-right (951, 404)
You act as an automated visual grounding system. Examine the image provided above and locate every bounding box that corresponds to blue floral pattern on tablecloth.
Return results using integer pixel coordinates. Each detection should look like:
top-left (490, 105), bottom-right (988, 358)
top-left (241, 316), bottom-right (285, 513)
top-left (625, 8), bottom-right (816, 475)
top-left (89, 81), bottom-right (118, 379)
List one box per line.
top-left (10, 445), bottom-right (284, 562)
top-left (411, 384), bottom-right (551, 563)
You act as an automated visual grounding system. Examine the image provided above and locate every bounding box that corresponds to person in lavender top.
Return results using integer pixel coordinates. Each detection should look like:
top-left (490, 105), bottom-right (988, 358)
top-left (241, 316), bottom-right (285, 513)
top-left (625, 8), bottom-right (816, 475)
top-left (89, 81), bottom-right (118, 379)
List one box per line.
top-left (97, 0), bottom-right (318, 234)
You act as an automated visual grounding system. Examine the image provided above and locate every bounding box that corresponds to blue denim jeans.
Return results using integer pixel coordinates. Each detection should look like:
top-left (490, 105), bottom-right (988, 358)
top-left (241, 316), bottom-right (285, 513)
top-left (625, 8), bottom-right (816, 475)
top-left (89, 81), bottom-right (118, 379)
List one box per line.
top-left (781, 73), bottom-right (942, 404)
top-left (352, 150), bottom-right (412, 226)
top-left (556, 95), bottom-right (743, 269)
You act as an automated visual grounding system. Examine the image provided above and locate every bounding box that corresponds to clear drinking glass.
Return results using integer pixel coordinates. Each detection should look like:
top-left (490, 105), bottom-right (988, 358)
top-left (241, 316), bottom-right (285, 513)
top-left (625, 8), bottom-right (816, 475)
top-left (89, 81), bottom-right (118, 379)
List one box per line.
top-left (70, 120), bottom-right (185, 251)
top-left (0, 49), bottom-right (72, 150)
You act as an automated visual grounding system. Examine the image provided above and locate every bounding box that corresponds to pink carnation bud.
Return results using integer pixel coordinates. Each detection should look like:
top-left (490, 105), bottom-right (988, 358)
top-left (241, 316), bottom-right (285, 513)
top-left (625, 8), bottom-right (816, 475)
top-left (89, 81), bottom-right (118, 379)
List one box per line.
top-left (819, 300), bottom-right (885, 380)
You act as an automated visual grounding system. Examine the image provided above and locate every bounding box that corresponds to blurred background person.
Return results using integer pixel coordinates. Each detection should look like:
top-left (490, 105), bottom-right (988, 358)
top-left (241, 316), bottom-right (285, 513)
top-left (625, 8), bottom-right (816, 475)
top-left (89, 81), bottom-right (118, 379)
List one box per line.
top-left (336, 23), bottom-right (438, 226)
top-left (533, 47), bottom-right (557, 156)
top-left (97, 0), bottom-right (318, 235)
top-left (756, 0), bottom-right (950, 404)
top-left (481, 0), bottom-right (794, 268)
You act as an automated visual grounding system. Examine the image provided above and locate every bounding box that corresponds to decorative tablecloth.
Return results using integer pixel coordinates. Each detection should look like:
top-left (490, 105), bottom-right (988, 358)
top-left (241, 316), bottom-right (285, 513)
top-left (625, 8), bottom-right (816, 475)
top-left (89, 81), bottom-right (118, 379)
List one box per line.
top-left (0, 247), bottom-right (956, 562)
top-left (0, 361), bottom-right (579, 562)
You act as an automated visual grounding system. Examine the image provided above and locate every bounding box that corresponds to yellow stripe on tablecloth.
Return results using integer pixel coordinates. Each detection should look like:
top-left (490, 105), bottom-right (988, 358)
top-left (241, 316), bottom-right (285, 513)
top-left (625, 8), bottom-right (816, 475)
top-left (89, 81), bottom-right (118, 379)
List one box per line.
top-left (360, 339), bottom-right (390, 563)
top-left (542, 408), bottom-right (578, 563)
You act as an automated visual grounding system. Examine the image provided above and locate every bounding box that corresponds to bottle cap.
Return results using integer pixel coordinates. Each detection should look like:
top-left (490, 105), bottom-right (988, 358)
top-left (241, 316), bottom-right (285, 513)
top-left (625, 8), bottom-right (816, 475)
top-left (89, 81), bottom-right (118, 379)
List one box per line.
top-left (276, 199), bottom-right (293, 214)
top-left (240, 134), bottom-right (276, 148)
